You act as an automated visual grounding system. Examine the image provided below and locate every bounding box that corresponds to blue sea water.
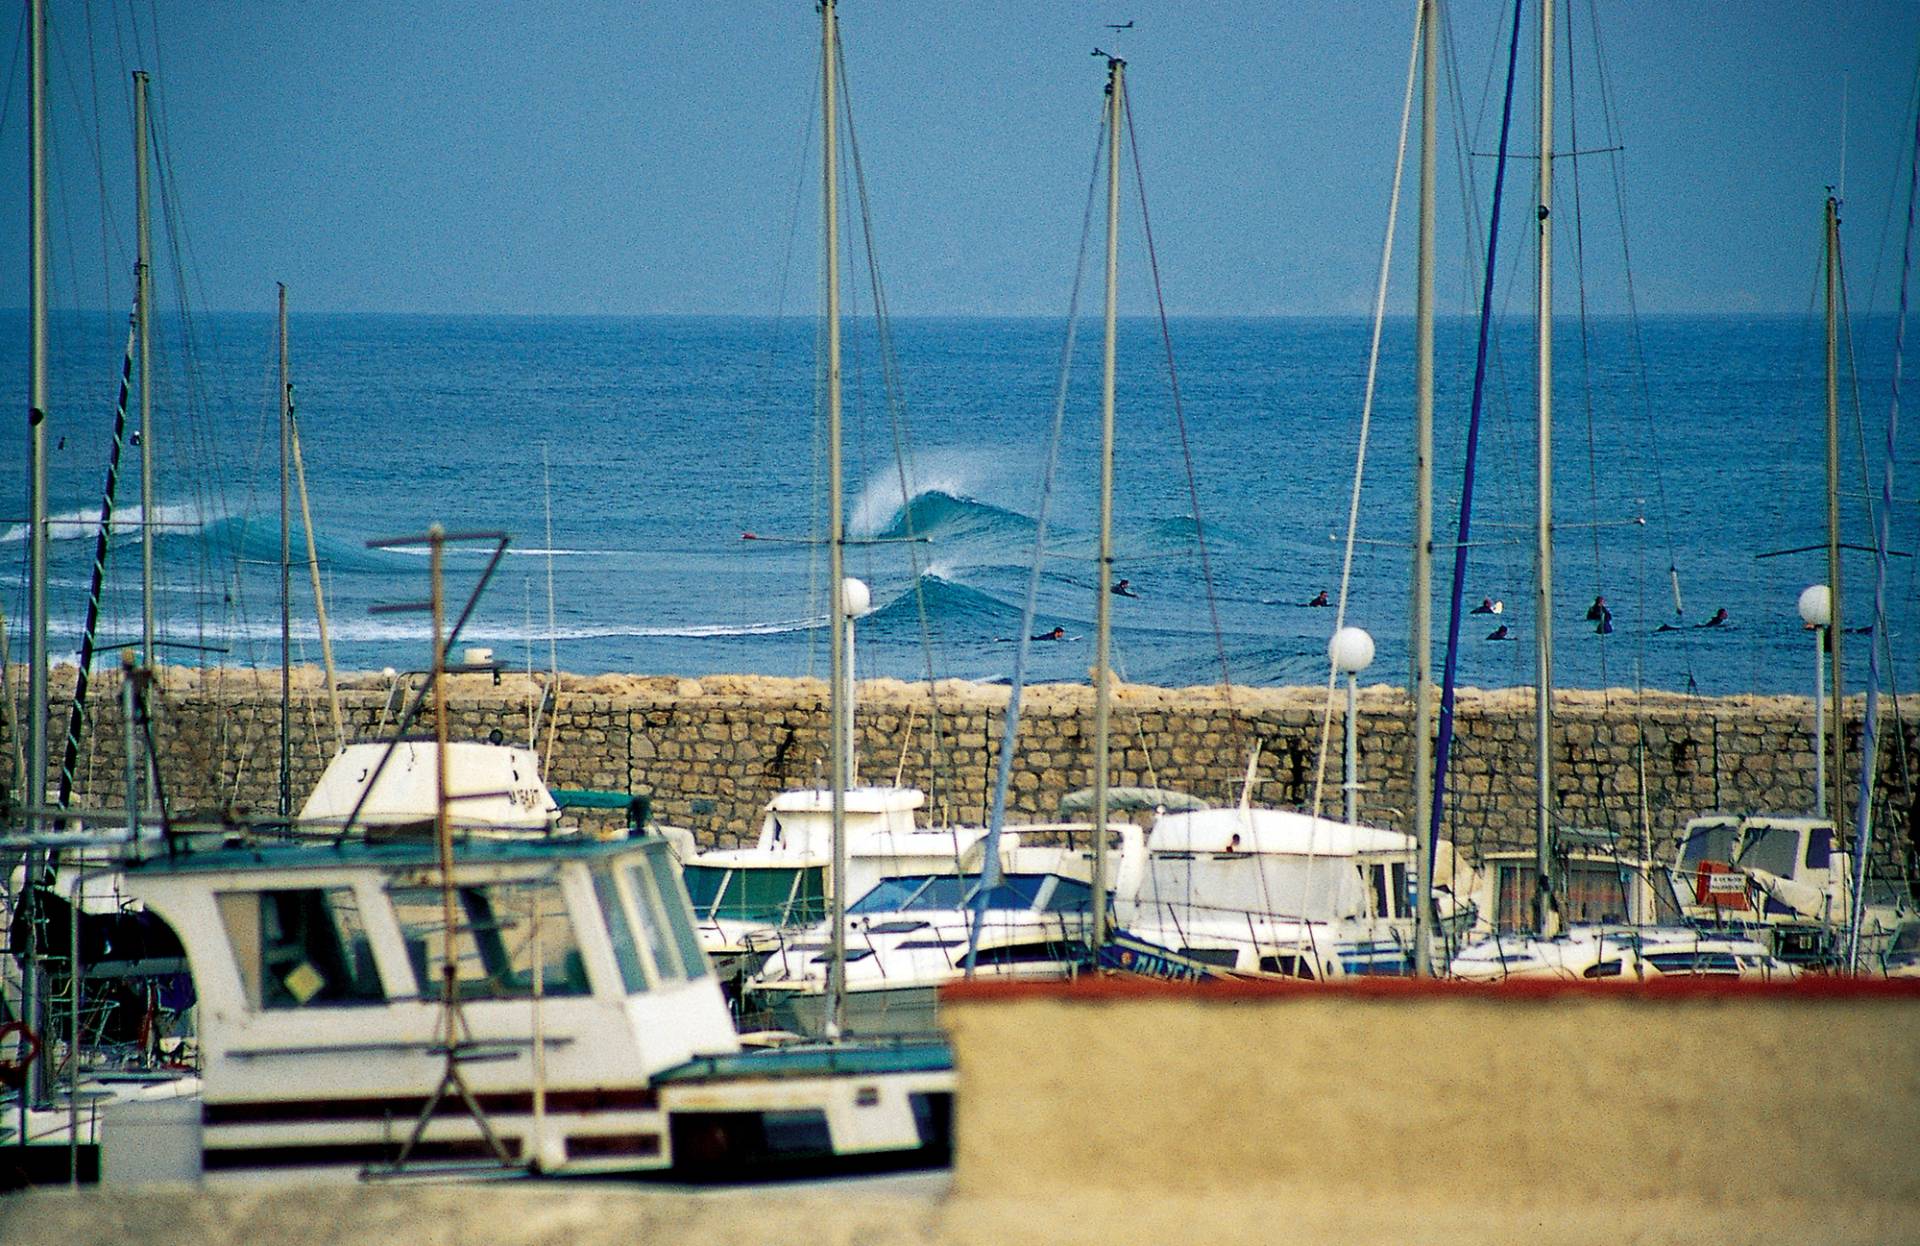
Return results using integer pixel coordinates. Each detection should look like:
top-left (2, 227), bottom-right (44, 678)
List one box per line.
top-left (1, 309), bottom-right (1915, 698)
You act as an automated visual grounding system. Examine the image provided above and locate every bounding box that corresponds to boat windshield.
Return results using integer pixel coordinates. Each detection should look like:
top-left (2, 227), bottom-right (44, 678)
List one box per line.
top-left (1680, 824), bottom-right (1738, 865)
top-left (847, 873), bottom-right (1052, 913)
top-left (1736, 826), bottom-right (1801, 877)
top-left (682, 864), bottom-right (825, 926)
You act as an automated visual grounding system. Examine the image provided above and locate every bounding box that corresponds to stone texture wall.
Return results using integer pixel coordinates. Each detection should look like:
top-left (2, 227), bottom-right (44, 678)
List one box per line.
top-left (4, 665), bottom-right (1918, 871)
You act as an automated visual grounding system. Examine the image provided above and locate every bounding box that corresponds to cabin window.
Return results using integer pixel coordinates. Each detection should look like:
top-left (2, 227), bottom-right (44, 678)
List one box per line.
top-left (970, 940), bottom-right (1080, 967)
top-left (1737, 827), bottom-right (1801, 878)
top-left (1369, 864), bottom-right (1390, 919)
top-left (1563, 861), bottom-right (1635, 925)
top-left (681, 865), bottom-right (727, 919)
top-left (686, 866), bottom-right (827, 927)
top-left (1042, 879), bottom-right (1093, 914)
top-left (593, 869), bottom-right (650, 993)
top-left (651, 855), bottom-right (712, 980)
top-left (217, 888), bottom-right (385, 1011)
top-left (624, 858), bottom-right (711, 983)
top-left (849, 876), bottom-right (931, 914)
top-left (1680, 824), bottom-right (1738, 866)
top-left (1805, 828), bottom-right (1833, 871)
top-left (388, 879), bottom-right (591, 1001)
top-left (1258, 953), bottom-right (1314, 979)
top-left (1391, 863), bottom-right (1409, 919)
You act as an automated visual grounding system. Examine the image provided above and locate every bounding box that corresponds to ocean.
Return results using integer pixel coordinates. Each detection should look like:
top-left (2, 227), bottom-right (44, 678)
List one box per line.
top-left (1, 310), bottom-right (1914, 699)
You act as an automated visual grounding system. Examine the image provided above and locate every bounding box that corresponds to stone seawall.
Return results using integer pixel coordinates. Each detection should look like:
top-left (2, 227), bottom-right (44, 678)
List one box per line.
top-left (4, 665), bottom-right (1917, 866)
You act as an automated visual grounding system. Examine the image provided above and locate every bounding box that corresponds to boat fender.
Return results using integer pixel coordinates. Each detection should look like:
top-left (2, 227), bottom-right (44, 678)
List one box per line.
top-left (0, 1022), bottom-right (40, 1090)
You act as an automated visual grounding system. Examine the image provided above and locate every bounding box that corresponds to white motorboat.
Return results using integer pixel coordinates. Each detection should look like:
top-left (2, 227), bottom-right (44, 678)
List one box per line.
top-left (1108, 807), bottom-right (1475, 980)
top-left (743, 830), bottom-right (1142, 1037)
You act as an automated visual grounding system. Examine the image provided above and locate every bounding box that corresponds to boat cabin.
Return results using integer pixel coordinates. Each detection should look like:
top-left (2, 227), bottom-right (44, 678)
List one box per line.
top-left (118, 834), bottom-right (739, 1172)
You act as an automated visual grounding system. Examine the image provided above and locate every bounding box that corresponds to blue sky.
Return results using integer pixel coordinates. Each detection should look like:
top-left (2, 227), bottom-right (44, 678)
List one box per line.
top-left (2, 1), bottom-right (1918, 317)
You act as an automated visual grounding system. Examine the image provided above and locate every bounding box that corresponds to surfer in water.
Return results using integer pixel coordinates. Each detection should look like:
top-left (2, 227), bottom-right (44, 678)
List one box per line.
top-left (1032, 625), bottom-right (1067, 641)
top-left (1111, 579), bottom-right (1138, 598)
top-left (1698, 607), bottom-right (1729, 628)
top-left (1471, 597), bottom-right (1501, 615)
top-left (1487, 624), bottom-right (1511, 641)
top-left (1304, 590), bottom-right (1331, 608)
top-left (1586, 595), bottom-right (1607, 621)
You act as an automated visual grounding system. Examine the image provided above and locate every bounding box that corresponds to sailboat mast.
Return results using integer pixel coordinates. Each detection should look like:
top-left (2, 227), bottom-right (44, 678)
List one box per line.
top-left (1532, 0), bottom-right (1558, 936)
top-left (136, 72), bottom-right (154, 677)
top-left (278, 284), bottom-right (292, 817)
top-left (1092, 55), bottom-right (1124, 949)
top-left (1823, 195), bottom-right (1845, 843)
top-left (26, 0), bottom-right (48, 831)
top-left (1411, 0), bottom-right (1437, 975)
top-left (19, 0), bottom-right (49, 1122)
top-left (822, 0), bottom-right (849, 1041)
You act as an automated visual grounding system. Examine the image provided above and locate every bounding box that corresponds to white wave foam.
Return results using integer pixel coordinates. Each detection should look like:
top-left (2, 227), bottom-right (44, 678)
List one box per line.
top-left (849, 448), bottom-right (1000, 537)
top-left (0, 502), bottom-right (221, 545)
top-left (29, 611), bottom-right (829, 648)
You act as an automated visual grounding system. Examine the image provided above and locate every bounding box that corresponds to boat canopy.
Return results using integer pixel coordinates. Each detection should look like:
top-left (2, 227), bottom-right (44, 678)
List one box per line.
top-left (1057, 787), bottom-right (1209, 818)
top-left (1148, 808), bottom-right (1413, 857)
top-left (296, 740), bottom-right (560, 833)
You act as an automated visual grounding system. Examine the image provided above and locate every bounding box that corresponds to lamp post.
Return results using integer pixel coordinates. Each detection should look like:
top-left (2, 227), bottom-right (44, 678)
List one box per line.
top-left (1798, 584), bottom-right (1831, 818)
top-left (1330, 626), bottom-right (1375, 825)
top-left (841, 576), bottom-right (870, 783)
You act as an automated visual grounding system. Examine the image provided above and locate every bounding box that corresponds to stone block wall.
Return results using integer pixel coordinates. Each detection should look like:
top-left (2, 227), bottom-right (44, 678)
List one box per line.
top-left (4, 666), bottom-right (1917, 872)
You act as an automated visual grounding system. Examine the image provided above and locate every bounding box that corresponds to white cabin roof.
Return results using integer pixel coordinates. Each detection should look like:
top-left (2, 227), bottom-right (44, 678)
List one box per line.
top-left (766, 787), bottom-right (926, 815)
top-left (1148, 808), bottom-right (1413, 857)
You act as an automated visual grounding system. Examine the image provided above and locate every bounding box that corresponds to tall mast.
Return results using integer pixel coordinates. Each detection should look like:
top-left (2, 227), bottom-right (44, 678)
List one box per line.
top-left (20, 0), bottom-right (49, 1121)
top-left (278, 284), bottom-right (292, 817)
top-left (1091, 55), bottom-right (1124, 949)
top-left (1532, 0), bottom-right (1558, 936)
top-left (26, 0), bottom-right (48, 833)
top-left (822, 0), bottom-right (849, 1041)
top-left (136, 73), bottom-right (154, 676)
top-left (1410, 0), bottom-right (1437, 974)
top-left (1823, 195), bottom-right (1845, 842)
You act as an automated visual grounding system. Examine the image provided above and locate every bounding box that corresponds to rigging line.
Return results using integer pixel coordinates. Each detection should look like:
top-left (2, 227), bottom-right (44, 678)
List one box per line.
top-left (837, 35), bottom-right (956, 813)
top-left (1855, 43), bottom-right (1920, 322)
top-left (1432, 0), bottom-right (1526, 860)
top-left (1305, 0), bottom-right (1422, 831)
top-left (1847, 77), bottom-right (1920, 971)
top-left (1839, 232), bottom-right (1913, 806)
top-left (965, 107), bottom-right (1105, 978)
top-left (55, 308), bottom-right (136, 811)
top-left (83, 0), bottom-right (118, 316)
top-left (740, 45), bottom-right (816, 653)
top-left (1121, 88), bottom-right (1233, 698)
top-left (1561, 0), bottom-right (1612, 700)
top-left (0, 1), bottom-right (23, 141)
top-left (1583, 0), bottom-right (1687, 641)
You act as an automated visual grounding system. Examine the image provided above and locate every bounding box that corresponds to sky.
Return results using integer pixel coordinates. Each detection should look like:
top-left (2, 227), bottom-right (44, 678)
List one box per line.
top-left (1, 1), bottom-right (1918, 318)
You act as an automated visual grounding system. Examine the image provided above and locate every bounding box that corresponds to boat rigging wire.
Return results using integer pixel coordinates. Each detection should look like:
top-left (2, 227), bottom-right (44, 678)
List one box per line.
top-left (1120, 89), bottom-right (1233, 697)
top-left (1306, 0), bottom-right (1423, 828)
top-left (965, 104), bottom-right (1106, 977)
top-left (1431, 0), bottom-right (1526, 859)
top-left (1848, 85), bottom-right (1920, 968)
top-left (835, 34), bottom-right (962, 821)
